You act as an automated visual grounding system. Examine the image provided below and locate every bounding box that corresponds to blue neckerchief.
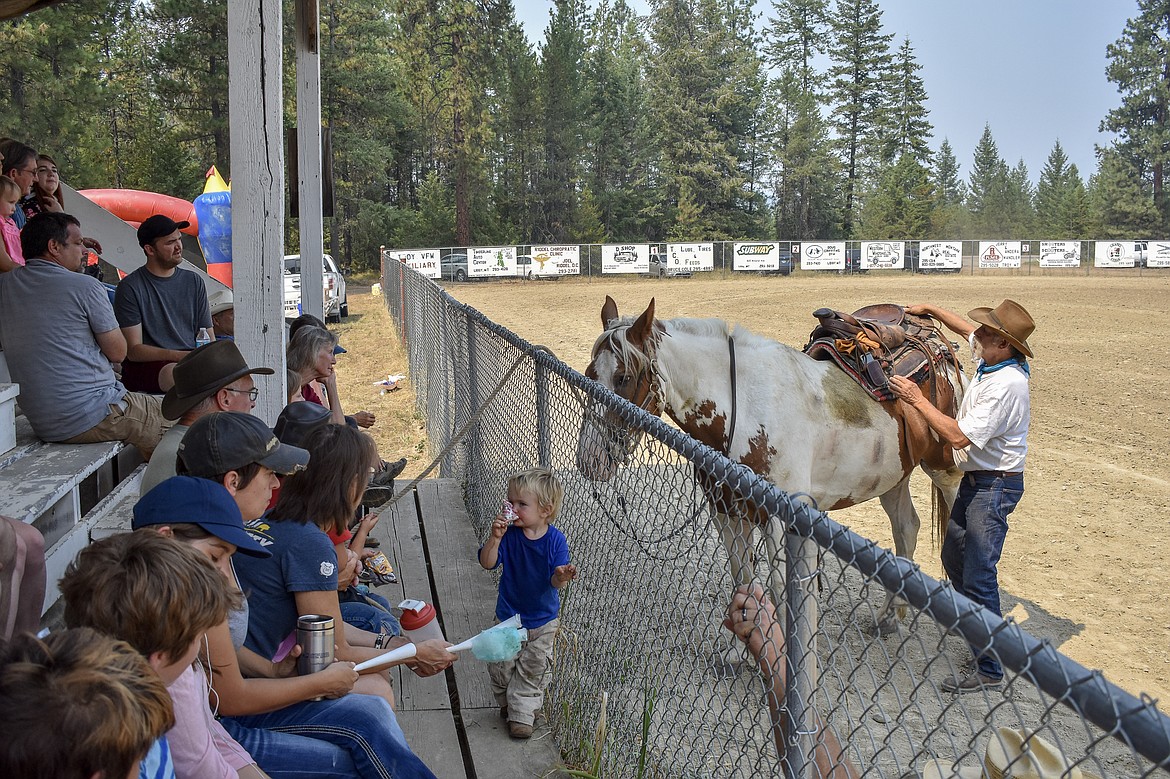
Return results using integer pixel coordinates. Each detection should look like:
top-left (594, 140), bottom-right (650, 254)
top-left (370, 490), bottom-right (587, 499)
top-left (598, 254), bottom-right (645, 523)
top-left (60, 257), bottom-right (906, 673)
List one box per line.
top-left (976, 357), bottom-right (1029, 381)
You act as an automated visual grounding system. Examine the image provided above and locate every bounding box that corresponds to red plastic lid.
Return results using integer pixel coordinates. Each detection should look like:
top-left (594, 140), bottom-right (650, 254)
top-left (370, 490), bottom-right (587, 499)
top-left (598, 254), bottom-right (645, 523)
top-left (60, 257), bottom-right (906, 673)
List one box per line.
top-left (399, 602), bottom-right (436, 630)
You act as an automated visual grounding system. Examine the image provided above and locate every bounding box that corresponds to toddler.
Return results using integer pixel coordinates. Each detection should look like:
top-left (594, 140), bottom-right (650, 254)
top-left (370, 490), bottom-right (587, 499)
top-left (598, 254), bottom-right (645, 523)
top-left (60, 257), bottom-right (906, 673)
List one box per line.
top-left (479, 467), bottom-right (578, 739)
top-left (0, 176), bottom-right (24, 271)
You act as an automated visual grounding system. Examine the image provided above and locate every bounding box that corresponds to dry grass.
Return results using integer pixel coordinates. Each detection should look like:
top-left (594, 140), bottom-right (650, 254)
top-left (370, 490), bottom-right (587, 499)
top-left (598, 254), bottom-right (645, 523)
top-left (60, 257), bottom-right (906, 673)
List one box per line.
top-left (332, 285), bottom-right (431, 479)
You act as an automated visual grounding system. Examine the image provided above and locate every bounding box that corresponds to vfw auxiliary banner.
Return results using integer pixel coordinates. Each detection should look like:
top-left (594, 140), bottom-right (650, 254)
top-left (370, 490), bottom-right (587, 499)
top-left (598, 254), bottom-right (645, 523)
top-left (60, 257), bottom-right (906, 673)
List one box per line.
top-left (732, 242), bottom-right (779, 271)
top-left (530, 245), bottom-right (581, 276)
top-left (919, 241), bottom-right (963, 271)
top-left (1038, 241), bottom-right (1080, 268)
top-left (1094, 241), bottom-right (1137, 268)
top-left (469, 246), bottom-right (517, 278)
top-left (801, 241), bottom-right (846, 270)
top-left (1150, 241), bottom-right (1170, 268)
top-left (861, 241), bottom-right (904, 269)
top-left (394, 249), bottom-right (440, 279)
top-left (978, 241), bottom-right (1021, 269)
top-left (602, 243), bottom-right (649, 274)
top-left (666, 242), bottom-right (714, 271)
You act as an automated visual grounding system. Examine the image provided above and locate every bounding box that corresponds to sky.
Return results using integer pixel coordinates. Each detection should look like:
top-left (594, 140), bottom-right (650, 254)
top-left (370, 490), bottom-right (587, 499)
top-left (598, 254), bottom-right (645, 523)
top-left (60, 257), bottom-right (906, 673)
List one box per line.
top-left (514, 0), bottom-right (1139, 183)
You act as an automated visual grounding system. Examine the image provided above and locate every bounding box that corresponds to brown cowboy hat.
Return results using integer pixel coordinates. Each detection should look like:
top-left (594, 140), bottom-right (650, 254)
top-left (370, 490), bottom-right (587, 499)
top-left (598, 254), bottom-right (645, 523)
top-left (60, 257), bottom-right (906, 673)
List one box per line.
top-left (161, 340), bottom-right (274, 420)
top-left (922, 727), bottom-right (1102, 779)
top-left (968, 299), bottom-right (1035, 359)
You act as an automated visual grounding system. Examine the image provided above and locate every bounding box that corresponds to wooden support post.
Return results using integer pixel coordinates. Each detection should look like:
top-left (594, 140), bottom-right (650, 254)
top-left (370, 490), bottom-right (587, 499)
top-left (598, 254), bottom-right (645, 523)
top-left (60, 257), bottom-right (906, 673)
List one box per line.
top-left (296, 0), bottom-right (325, 321)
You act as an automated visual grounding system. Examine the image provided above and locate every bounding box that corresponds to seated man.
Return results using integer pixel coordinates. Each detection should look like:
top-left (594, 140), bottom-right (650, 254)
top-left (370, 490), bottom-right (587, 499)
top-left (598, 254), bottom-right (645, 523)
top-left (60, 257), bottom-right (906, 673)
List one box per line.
top-left (115, 214), bottom-right (214, 393)
top-left (210, 289), bottom-right (235, 340)
top-left (139, 339), bottom-right (274, 495)
top-left (0, 213), bottom-right (169, 458)
top-left (0, 627), bottom-right (175, 779)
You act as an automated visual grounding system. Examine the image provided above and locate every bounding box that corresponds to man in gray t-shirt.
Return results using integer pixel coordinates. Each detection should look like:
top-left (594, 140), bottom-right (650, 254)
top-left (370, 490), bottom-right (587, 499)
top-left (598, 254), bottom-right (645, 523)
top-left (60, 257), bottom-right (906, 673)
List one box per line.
top-left (113, 214), bottom-right (213, 394)
top-left (0, 213), bottom-right (168, 458)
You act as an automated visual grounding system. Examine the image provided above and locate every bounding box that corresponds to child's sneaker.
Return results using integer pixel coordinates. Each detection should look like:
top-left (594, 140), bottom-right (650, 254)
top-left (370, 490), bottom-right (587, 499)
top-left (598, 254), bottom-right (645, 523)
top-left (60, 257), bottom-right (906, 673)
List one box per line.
top-left (508, 721), bottom-right (532, 739)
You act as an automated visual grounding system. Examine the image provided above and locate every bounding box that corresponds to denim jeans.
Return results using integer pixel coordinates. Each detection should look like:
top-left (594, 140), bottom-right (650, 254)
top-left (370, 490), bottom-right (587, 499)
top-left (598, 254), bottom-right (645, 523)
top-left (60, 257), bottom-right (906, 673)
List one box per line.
top-left (214, 719), bottom-right (355, 778)
top-left (222, 693), bottom-right (436, 779)
top-left (339, 587), bottom-right (402, 636)
top-left (942, 471), bottom-right (1024, 679)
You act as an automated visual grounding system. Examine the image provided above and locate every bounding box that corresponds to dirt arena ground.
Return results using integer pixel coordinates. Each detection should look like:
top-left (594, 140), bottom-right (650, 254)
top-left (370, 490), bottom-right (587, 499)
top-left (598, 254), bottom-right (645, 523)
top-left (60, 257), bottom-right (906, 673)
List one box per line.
top-left (444, 271), bottom-right (1170, 709)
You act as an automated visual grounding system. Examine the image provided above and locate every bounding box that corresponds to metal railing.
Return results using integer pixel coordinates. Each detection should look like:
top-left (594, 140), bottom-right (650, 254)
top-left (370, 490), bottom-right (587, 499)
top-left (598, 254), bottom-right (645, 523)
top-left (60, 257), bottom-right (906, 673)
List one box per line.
top-left (382, 258), bottom-right (1170, 778)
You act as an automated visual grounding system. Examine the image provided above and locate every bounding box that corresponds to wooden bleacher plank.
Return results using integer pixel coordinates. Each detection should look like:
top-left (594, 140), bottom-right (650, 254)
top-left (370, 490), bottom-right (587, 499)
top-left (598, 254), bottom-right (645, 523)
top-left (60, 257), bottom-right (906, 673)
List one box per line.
top-left (393, 709), bottom-right (468, 775)
top-left (459, 707), bottom-right (569, 779)
top-left (0, 439), bottom-right (124, 530)
top-left (88, 463), bottom-right (148, 541)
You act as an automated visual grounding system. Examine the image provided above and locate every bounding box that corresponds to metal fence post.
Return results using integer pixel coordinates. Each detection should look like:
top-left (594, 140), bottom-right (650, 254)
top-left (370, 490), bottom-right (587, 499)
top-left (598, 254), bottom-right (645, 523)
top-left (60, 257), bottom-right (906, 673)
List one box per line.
top-left (536, 360), bottom-right (550, 467)
top-left (465, 315), bottom-right (481, 472)
top-left (783, 526), bottom-right (819, 779)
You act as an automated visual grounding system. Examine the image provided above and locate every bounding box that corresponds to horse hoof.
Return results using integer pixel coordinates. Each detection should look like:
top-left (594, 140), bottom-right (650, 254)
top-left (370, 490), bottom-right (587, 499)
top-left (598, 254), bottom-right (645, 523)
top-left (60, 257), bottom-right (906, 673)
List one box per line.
top-left (867, 618), bottom-right (900, 637)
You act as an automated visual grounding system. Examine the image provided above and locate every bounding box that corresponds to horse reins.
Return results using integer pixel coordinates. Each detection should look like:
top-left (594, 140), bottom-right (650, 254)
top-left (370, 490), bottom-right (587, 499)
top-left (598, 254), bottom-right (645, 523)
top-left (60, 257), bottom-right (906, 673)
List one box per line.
top-left (727, 334), bottom-right (738, 454)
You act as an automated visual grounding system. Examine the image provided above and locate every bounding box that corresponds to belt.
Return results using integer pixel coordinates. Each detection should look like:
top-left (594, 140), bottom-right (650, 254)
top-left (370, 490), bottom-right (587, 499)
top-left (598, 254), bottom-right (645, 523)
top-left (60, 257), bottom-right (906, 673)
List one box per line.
top-left (966, 469), bottom-right (1022, 478)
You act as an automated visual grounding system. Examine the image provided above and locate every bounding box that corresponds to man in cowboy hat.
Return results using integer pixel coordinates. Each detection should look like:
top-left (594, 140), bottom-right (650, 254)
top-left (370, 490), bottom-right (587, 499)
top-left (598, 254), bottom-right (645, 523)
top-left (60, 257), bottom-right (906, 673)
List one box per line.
top-left (139, 339), bottom-right (273, 495)
top-left (890, 299), bottom-right (1035, 694)
top-left (209, 289), bottom-right (235, 340)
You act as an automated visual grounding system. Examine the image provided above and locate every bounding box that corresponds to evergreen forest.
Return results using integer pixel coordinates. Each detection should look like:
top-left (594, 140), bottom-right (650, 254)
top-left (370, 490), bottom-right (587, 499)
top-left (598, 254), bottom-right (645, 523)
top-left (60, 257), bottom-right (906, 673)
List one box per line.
top-left (1, 0), bottom-right (1168, 271)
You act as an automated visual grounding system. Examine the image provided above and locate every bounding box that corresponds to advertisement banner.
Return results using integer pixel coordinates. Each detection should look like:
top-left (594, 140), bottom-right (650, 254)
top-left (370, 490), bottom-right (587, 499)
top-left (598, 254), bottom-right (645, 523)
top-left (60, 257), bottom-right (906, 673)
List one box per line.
top-left (1093, 241), bottom-right (1136, 268)
top-left (666, 242), bottom-right (715, 271)
top-left (918, 241), bottom-right (963, 271)
top-left (602, 244), bottom-right (649, 274)
top-left (801, 241), bottom-right (846, 270)
top-left (1149, 241), bottom-right (1170, 268)
top-left (394, 249), bottom-right (441, 279)
top-left (732, 242), bottom-right (779, 271)
top-left (530, 245), bottom-right (581, 276)
top-left (470, 246), bottom-right (517, 278)
top-left (861, 241), bottom-right (904, 269)
top-left (978, 241), bottom-right (1022, 269)
top-left (1038, 241), bottom-right (1080, 268)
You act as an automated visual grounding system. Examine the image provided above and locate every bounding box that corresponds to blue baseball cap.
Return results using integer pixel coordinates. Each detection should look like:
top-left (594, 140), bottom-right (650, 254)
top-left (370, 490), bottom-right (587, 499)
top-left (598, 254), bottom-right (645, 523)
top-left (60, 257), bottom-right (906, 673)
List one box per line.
top-left (132, 476), bottom-right (271, 558)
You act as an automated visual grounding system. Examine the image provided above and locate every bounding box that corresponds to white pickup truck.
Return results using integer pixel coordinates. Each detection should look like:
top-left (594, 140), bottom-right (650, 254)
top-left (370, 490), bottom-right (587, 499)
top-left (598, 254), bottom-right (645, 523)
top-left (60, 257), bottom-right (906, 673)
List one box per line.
top-left (283, 254), bottom-right (348, 321)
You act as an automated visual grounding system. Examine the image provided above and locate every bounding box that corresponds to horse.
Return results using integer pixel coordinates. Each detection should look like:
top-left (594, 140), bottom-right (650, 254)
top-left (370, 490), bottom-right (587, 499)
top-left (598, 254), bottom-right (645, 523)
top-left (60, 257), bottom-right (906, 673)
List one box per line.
top-left (575, 296), bottom-right (966, 635)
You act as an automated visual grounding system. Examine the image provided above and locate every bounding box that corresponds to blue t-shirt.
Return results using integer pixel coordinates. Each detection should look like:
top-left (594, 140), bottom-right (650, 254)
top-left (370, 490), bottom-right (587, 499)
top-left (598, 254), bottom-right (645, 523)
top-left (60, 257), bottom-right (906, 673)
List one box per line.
top-left (139, 735), bottom-right (175, 779)
top-left (485, 525), bottom-right (570, 629)
top-left (233, 516), bottom-right (339, 661)
top-left (114, 266), bottom-right (212, 351)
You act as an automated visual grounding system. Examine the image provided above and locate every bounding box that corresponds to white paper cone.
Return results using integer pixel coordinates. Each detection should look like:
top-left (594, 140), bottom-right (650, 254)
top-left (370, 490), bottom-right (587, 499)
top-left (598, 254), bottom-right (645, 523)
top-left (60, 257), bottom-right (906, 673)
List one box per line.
top-left (354, 642), bottom-right (417, 672)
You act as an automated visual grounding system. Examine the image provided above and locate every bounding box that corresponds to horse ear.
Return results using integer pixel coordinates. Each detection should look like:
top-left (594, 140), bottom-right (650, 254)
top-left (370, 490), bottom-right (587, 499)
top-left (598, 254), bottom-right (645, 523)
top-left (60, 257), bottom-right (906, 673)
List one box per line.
top-left (628, 298), bottom-right (656, 348)
top-left (601, 295), bottom-right (619, 328)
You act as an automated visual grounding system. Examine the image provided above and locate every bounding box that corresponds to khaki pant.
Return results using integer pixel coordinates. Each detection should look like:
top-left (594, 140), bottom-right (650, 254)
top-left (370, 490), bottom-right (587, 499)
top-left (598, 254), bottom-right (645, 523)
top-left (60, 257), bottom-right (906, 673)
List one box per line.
top-left (488, 617), bottom-right (559, 726)
top-left (63, 393), bottom-right (170, 460)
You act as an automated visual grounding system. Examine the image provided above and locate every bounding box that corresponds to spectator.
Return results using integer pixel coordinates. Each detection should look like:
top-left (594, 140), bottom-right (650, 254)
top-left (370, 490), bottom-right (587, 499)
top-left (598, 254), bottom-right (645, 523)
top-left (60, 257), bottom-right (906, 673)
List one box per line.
top-left (28, 153), bottom-right (64, 216)
top-left (210, 289), bottom-right (235, 339)
top-left (134, 475), bottom-right (438, 778)
top-left (139, 339), bottom-right (274, 495)
top-left (0, 176), bottom-right (23, 271)
top-left (0, 213), bottom-right (169, 458)
top-left (0, 140), bottom-right (37, 230)
top-left (0, 627), bottom-right (175, 779)
top-left (725, 584), bottom-right (857, 778)
top-left (115, 214), bottom-right (214, 393)
top-left (0, 515), bottom-right (45, 640)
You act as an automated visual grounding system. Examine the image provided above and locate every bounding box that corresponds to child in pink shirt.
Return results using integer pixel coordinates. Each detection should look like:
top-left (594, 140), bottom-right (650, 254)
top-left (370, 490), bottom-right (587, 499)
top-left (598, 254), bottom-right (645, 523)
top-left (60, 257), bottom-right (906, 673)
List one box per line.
top-left (0, 177), bottom-right (24, 271)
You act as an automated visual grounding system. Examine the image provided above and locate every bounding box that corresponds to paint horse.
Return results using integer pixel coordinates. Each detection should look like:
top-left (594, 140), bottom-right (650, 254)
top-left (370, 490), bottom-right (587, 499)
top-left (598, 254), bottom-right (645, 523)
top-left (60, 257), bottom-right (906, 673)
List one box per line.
top-left (576, 297), bottom-right (966, 634)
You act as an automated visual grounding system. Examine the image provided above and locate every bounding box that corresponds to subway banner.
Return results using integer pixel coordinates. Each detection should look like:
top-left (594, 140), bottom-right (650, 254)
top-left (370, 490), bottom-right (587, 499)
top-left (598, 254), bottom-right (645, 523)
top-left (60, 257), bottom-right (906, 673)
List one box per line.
top-left (1150, 241), bottom-right (1170, 268)
top-left (732, 242), bottom-right (779, 271)
top-left (1093, 241), bottom-right (1137, 268)
top-left (978, 241), bottom-right (1021, 269)
top-left (918, 241), bottom-right (963, 270)
top-left (1038, 241), bottom-right (1080, 268)
top-left (530, 245), bottom-right (581, 276)
top-left (801, 241), bottom-right (846, 270)
top-left (665, 242), bottom-right (715, 272)
top-left (861, 241), bottom-right (904, 269)
top-left (470, 246), bottom-right (517, 278)
top-left (602, 243), bottom-right (649, 274)
top-left (394, 249), bottom-right (441, 279)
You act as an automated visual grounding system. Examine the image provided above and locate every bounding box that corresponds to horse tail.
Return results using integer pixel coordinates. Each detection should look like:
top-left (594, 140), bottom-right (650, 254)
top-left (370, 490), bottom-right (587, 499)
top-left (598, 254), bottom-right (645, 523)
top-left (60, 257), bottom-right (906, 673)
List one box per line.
top-left (931, 482), bottom-right (949, 548)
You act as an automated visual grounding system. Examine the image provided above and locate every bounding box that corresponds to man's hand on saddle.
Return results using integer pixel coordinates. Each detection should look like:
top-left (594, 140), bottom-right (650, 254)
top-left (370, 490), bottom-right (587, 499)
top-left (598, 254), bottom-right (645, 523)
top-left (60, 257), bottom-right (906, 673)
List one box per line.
top-left (888, 375), bottom-right (924, 406)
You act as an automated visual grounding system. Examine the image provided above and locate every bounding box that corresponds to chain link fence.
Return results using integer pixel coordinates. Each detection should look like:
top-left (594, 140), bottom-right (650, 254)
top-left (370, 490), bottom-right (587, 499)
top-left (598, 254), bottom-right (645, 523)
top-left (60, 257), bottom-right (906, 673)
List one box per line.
top-left (381, 259), bottom-right (1170, 778)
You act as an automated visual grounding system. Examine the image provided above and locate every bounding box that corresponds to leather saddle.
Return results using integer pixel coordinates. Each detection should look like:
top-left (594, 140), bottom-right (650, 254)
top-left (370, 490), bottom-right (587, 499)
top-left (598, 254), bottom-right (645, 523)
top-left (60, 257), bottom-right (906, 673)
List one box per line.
top-left (804, 303), bottom-right (960, 405)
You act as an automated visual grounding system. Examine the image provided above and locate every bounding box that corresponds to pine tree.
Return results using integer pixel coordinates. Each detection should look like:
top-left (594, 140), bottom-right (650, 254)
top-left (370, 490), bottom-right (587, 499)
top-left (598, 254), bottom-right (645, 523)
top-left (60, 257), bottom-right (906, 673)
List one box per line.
top-left (884, 38), bottom-right (932, 168)
top-left (1005, 160), bottom-right (1035, 238)
top-left (1089, 146), bottom-right (1162, 238)
top-left (764, 0), bottom-right (830, 95)
top-left (826, 0), bottom-right (894, 234)
top-left (1102, 0), bottom-right (1170, 227)
top-left (932, 139), bottom-right (965, 205)
top-left (1057, 164), bottom-right (1091, 238)
top-left (967, 124), bottom-right (1011, 236)
top-left (858, 153), bottom-right (933, 239)
top-left (1035, 140), bottom-right (1073, 237)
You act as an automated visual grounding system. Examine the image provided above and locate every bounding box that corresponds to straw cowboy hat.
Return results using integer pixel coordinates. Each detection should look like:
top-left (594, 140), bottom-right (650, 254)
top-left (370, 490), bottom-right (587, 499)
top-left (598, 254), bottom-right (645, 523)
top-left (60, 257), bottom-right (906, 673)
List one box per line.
top-left (922, 727), bottom-right (1101, 779)
top-left (161, 340), bottom-right (274, 420)
top-left (968, 299), bottom-right (1035, 359)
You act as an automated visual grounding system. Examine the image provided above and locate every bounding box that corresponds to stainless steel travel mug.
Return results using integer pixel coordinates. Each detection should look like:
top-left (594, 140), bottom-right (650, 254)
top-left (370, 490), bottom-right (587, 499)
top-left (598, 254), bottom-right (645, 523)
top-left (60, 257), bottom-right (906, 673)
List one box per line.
top-left (296, 614), bottom-right (335, 679)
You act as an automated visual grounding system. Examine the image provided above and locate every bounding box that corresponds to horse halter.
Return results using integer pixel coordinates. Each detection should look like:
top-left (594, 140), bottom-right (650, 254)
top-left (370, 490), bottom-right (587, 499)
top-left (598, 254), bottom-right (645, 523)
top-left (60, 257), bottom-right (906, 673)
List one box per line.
top-left (593, 326), bottom-right (664, 418)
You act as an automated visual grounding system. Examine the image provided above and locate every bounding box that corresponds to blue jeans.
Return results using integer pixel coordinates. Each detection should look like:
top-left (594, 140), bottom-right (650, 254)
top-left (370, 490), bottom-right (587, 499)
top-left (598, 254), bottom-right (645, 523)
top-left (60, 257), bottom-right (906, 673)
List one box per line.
top-left (942, 471), bottom-right (1023, 679)
top-left (339, 587), bottom-right (402, 636)
top-left (222, 693), bottom-right (436, 779)
top-left (214, 720), bottom-right (355, 778)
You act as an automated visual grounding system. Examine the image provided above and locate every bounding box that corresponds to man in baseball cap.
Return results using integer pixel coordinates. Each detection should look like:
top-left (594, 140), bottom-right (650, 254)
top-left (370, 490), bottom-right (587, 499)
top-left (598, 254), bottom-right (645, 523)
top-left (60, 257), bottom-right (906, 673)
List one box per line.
top-left (114, 214), bottom-right (213, 394)
top-left (139, 341), bottom-right (275, 496)
top-left (890, 299), bottom-right (1036, 694)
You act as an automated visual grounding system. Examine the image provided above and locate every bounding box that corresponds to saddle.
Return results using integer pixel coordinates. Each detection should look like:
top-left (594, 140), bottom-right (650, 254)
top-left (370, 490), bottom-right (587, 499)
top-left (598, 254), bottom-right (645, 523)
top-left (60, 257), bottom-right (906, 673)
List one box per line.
top-left (805, 303), bottom-right (962, 470)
